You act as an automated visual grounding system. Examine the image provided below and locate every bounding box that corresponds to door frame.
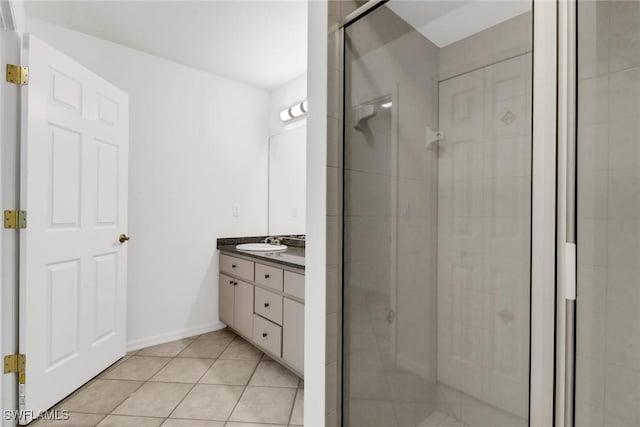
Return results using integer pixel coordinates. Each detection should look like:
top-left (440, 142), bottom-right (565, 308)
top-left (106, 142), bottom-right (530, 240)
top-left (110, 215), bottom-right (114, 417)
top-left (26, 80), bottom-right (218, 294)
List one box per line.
top-left (0, 1), bottom-right (25, 425)
top-left (530, 1), bottom-right (558, 425)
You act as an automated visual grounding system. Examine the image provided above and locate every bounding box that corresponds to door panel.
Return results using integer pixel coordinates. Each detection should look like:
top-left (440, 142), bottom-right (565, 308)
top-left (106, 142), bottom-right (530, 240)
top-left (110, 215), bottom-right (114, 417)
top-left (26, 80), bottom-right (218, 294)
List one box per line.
top-left (19, 35), bottom-right (128, 423)
top-left (438, 55), bottom-right (531, 418)
top-left (342, 3), bottom-right (534, 426)
top-left (283, 298), bottom-right (304, 372)
top-left (219, 274), bottom-right (235, 328)
top-left (234, 281), bottom-right (254, 338)
top-left (438, 69), bottom-right (485, 399)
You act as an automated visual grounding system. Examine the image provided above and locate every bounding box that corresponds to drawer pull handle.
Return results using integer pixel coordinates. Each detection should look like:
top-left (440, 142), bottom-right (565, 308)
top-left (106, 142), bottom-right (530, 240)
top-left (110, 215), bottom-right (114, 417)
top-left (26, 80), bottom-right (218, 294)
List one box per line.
top-left (264, 274), bottom-right (270, 279)
top-left (233, 281), bottom-right (238, 286)
top-left (262, 332), bottom-right (268, 338)
top-left (232, 264), bottom-right (236, 268)
top-left (229, 280), bottom-right (233, 284)
top-left (264, 302), bottom-right (270, 308)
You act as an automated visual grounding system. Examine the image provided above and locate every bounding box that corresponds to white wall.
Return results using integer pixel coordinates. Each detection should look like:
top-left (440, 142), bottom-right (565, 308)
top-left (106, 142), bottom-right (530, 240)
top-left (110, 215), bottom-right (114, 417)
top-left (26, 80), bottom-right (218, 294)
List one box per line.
top-left (268, 72), bottom-right (307, 136)
top-left (27, 18), bottom-right (270, 350)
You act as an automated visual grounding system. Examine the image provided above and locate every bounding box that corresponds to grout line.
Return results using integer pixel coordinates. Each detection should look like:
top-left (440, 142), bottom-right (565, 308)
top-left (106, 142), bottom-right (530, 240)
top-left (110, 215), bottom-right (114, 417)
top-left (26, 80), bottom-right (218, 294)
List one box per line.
top-left (164, 337), bottom-right (237, 420)
top-left (286, 387), bottom-right (300, 426)
top-left (57, 331), bottom-right (304, 426)
top-left (225, 349), bottom-right (263, 423)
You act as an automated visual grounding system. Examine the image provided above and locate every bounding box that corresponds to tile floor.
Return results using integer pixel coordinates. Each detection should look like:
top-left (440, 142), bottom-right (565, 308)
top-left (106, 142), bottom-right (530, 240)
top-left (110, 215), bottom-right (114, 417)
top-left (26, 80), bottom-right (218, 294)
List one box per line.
top-left (32, 328), bottom-right (303, 427)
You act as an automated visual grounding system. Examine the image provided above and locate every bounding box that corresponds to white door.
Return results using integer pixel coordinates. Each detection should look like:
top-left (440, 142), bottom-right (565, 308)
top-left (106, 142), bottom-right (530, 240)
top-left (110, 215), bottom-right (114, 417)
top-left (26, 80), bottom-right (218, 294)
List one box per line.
top-left (19, 35), bottom-right (128, 424)
top-left (437, 68), bottom-right (485, 399)
top-left (437, 54), bottom-right (531, 419)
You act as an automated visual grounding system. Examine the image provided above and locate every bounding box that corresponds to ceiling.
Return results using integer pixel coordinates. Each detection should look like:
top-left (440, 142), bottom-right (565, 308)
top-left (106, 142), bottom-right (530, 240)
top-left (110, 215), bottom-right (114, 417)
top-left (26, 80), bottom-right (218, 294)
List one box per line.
top-left (388, 0), bottom-right (531, 47)
top-left (25, 1), bottom-right (308, 90)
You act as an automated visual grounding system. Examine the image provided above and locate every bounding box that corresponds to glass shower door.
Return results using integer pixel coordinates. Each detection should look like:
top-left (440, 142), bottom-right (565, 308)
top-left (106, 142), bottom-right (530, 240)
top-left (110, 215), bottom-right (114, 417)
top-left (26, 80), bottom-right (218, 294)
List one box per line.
top-left (575, 1), bottom-right (640, 425)
top-left (342, 2), bottom-right (533, 426)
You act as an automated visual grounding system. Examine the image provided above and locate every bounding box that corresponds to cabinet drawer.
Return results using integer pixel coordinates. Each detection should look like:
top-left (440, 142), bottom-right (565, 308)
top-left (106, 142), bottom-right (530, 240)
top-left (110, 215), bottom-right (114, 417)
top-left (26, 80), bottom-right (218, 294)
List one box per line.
top-left (254, 263), bottom-right (283, 292)
top-left (254, 287), bottom-right (283, 325)
top-left (284, 271), bottom-right (304, 300)
top-left (253, 315), bottom-right (282, 357)
top-left (220, 254), bottom-right (254, 282)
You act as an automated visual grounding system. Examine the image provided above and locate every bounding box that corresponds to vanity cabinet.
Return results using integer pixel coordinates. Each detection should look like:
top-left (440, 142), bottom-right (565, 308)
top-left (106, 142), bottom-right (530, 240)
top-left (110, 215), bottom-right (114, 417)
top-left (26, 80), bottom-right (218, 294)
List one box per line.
top-left (219, 252), bottom-right (304, 377)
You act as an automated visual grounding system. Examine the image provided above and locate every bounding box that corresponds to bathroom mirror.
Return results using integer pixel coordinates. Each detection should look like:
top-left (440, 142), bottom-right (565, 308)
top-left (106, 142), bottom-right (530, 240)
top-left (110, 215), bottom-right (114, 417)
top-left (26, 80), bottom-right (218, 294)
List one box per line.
top-left (268, 124), bottom-right (306, 235)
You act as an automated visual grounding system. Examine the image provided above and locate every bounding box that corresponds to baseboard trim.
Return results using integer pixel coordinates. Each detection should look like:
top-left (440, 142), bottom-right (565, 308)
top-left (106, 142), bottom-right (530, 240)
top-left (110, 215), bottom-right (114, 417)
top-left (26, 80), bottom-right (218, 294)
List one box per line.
top-left (126, 321), bottom-right (227, 352)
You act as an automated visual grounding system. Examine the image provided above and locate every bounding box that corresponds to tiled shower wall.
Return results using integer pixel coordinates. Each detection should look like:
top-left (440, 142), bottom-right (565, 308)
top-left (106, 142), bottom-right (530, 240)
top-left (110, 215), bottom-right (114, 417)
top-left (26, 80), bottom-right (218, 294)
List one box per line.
top-left (575, 2), bottom-right (640, 426)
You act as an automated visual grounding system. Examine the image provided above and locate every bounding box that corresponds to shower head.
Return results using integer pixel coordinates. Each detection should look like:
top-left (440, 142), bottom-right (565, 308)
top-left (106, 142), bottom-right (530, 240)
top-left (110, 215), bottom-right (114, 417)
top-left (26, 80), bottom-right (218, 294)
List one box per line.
top-left (353, 104), bottom-right (377, 131)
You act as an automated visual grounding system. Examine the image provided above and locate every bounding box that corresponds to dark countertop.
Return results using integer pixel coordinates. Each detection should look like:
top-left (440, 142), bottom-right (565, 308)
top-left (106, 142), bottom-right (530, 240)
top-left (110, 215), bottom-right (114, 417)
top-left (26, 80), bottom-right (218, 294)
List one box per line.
top-left (217, 244), bottom-right (305, 270)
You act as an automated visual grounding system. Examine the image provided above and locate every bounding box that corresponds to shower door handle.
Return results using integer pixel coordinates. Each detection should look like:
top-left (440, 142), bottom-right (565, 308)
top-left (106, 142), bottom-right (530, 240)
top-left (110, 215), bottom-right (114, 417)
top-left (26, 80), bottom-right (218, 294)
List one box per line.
top-left (386, 310), bottom-right (396, 324)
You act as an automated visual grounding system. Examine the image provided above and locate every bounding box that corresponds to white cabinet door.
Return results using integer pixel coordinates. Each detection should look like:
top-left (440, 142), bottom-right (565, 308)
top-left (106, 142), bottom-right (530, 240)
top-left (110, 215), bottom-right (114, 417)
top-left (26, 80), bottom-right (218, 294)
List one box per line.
top-left (234, 281), bottom-right (254, 338)
top-left (283, 298), bottom-right (304, 372)
top-left (219, 274), bottom-right (235, 328)
top-left (19, 35), bottom-right (128, 424)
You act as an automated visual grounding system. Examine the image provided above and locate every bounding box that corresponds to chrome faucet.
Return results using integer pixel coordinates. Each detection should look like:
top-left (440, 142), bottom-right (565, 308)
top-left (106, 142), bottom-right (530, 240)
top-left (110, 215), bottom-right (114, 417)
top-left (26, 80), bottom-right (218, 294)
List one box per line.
top-left (264, 236), bottom-right (281, 245)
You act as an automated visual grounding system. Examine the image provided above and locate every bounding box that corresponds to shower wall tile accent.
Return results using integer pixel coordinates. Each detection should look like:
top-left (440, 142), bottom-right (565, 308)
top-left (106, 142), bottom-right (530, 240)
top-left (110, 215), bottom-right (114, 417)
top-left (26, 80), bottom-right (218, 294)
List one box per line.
top-left (576, 2), bottom-right (640, 426)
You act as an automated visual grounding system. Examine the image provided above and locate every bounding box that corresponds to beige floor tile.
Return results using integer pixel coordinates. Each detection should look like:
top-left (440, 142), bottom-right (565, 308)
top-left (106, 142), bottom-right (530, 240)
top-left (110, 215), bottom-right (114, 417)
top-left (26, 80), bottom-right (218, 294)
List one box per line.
top-left (161, 419), bottom-right (224, 427)
top-left (199, 359), bottom-right (258, 385)
top-left (137, 339), bottom-right (195, 357)
top-left (112, 382), bottom-right (192, 418)
top-left (96, 415), bottom-right (164, 427)
top-left (170, 384), bottom-right (243, 421)
top-left (218, 338), bottom-right (263, 360)
top-left (57, 379), bottom-right (143, 414)
top-left (197, 328), bottom-right (235, 342)
top-left (31, 413), bottom-right (105, 427)
top-left (102, 356), bottom-right (171, 381)
top-left (249, 361), bottom-right (299, 388)
top-left (150, 358), bottom-right (214, 383)
top-left (177, 338), bottom-right (231, 359)
top-left (225, 424), bottom-right (286, 427)
top-left (229, 386), bottom-right (296, 424)
top-left (290, 388), bottom-right (304, 425)
top-left (98, 356), bottom-right (129, 376)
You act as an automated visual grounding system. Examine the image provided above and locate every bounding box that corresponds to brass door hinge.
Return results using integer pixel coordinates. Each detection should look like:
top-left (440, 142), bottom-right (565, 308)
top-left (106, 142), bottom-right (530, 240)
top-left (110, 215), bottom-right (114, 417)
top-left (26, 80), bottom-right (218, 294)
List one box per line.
top-left (4, 354), bottom-right (26, 384)
top-left (6, 64), bottom-right (28, 85)
top-left (4, 210), bottom-right (26, 229)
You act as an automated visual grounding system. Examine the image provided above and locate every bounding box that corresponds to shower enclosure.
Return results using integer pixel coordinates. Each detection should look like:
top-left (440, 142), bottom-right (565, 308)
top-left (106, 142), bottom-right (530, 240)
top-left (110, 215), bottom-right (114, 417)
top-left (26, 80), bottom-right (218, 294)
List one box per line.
top-left (573, 1), bottom-right (640, 426)
top-left (341, 2), bottom-right (535, 426)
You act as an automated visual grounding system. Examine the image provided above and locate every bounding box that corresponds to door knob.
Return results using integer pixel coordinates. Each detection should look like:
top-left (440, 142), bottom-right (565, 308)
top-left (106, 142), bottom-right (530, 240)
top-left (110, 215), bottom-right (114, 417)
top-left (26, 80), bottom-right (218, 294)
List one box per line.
top-left (119, 234), bottom-right (130, 244)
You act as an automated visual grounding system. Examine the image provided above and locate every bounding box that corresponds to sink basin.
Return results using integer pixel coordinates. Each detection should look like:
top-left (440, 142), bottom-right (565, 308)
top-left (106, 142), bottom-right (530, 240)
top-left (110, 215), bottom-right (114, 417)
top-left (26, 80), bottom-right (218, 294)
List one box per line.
top-left (236, 243), bottom-right (288, 252)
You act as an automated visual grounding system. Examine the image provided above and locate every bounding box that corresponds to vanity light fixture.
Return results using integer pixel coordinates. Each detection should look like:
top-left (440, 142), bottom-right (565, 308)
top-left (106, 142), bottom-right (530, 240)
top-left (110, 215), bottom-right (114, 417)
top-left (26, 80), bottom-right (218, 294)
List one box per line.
top-left (280, 100), bottom-right (308, 122)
